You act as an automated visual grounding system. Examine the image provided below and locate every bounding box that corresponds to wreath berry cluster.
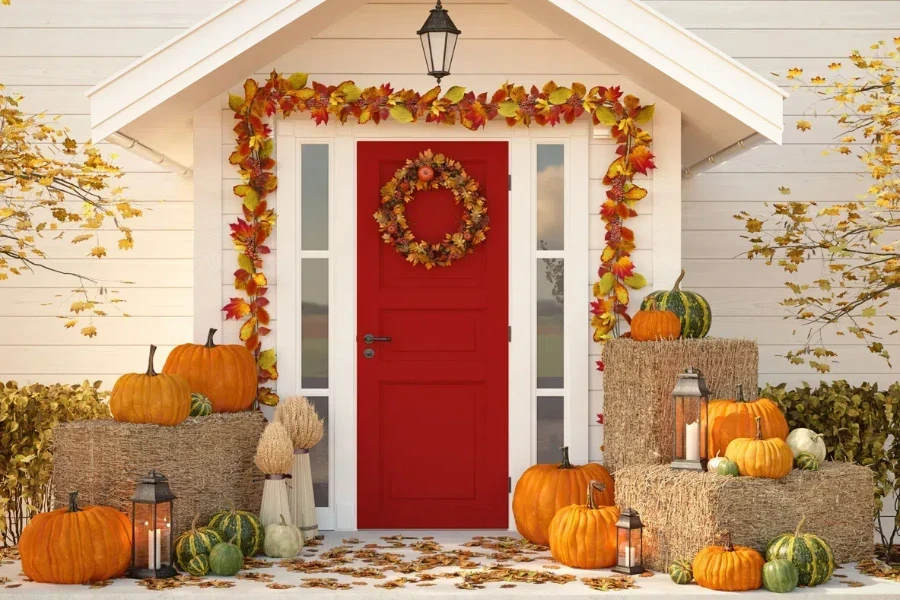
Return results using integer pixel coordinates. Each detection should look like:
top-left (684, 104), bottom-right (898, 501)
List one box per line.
top-left (374, 149), bottom-right (489, 269)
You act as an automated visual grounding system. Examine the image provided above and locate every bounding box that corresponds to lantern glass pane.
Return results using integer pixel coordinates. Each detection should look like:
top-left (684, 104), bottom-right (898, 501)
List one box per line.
top-left (699, 397), bottom-right (709, 461)
top-left (617, 528), bottom-right (632, 567)
top-left (630, 528), bottom-right (642, 565)
top-left (674, 396), bottom-right (685, 460)
top-left (428, 32), bottom-right (447, 72)
top-left (156, 502), bottom-right (173, 568)
top-left (419, 34), bottom-right (432, 71)
top-left (443, 32), bottom-right (458, 72)
top-left (133, 503), bottom-right (153, 570)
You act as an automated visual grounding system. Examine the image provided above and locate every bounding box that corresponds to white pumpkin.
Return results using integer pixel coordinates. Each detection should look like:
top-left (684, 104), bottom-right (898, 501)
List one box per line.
top-left (263, 514), bottom-right (303, 558)
top-left (707, 450), bottom-right (727, 473)
top-left (786, 428), bottom-right (826, 462)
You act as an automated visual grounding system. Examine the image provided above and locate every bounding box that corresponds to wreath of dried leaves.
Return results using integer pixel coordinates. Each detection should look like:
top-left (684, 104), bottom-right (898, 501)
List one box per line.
top-left (375, 150), bottom-right (489, 269)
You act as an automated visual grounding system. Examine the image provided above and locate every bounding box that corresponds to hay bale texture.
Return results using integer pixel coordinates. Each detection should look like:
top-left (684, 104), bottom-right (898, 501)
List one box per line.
top-left (52, 412), bottom-right (266, 529)
top-left (615, 463), bottom-right (874, 571)
top-left (602, 338), bottom-right (758, 470)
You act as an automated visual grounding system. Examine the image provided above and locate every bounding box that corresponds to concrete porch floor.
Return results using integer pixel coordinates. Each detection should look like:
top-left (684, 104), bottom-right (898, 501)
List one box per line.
top-left (0, 530), bottom-right (898, 599)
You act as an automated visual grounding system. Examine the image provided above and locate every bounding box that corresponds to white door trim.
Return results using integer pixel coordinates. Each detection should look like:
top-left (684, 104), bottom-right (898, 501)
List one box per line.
top-left (276, 118), bottom-right (590, 530)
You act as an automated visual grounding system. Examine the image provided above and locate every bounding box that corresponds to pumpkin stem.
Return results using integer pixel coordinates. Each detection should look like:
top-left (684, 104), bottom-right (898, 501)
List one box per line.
top-left (736, 383), bottom-right (746, 403)
top-left (190, 513), bottom-right (200, 534)
top-left (585, 480), bottom-right (606, 510)
top-left (279, 514), bottom-right (288, 527)
top-left (754, 416), bottom-right (762, 440)
top-left (146, 345), bottom-right (158, 376)
top-left (558, 447), bottom-right (573, 469)
top-left (721, 531), bottom-right (734, 552)
top-left (794, 515), bottom-right (807, 537)
top-left (67, 491), bottom-right (80, 513)
top-left (205, 328), bottom-right (218, 348)
top-left (671, 269), bottom-right (686, 293)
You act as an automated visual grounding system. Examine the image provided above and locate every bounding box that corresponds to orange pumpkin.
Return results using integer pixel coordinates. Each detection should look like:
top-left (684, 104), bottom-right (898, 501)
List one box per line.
top-left (110, 345), bottom-right (191, 426)
top-left (513, 447), bottom-right (614, 546)
top-left (548, 481), bottom-right (619, 569)
top-left (19, 491), bottom-right (132, 584)
top-left (709, 411), bottom-right (756, 458)
top-left (708, 384), bottom-right (789, 449)
top-left (630, 305), bottom-right (681, 341)
top-left (162, 328), bottom-right (256, 412)
top-left (725, 416), bottom-right (794, 479)
top-left (693, 532), bottom-right (764, 591)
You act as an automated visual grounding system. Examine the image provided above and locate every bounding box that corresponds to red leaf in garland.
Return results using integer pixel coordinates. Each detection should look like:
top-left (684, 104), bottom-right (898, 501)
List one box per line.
top-left (234, 269), bottom-right (251, 282)
top-left (223, 297), bottom-right (251, 320)
top-left (596, 413), bottom-right (605, 425)
top-left (246, 278), bottom-right (258, 296)
top-left (595, 359), bottom-right (605, 372)
top-left (611, 256), bottom-right (635, 279)
top-left (604, 86), bottom-right (623, 103)
top-left (258, 327), bottom-right (272, 337)
top-left (257, 306), bottom-right (271, 326)
top-left (629, 145), bottom-right (656, 175)
top-left (245, 332), bottom-right (260, 352)
top-left (257, 297), bottom-right (270, 307)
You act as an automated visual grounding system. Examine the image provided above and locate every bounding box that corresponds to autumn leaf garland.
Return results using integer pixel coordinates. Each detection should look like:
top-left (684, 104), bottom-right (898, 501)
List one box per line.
top-left (224, 72), bottom-right (655, 402)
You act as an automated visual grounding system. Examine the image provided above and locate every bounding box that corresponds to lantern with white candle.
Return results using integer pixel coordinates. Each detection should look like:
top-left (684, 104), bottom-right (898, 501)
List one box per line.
top-left (670, 366), bottom-right (710, 471)
top-left (613, 508), bottom-right (644, 575)
top-left (129, 471), bottom-right (176, 579)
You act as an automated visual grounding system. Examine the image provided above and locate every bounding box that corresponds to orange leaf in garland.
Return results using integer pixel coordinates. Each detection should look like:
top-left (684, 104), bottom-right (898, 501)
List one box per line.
top-left (629, 145), bottom-right (656, 175)
top-left (611, 256), bottom-right (635, 279)
top-left (224, 298), bottom-right (251, 320)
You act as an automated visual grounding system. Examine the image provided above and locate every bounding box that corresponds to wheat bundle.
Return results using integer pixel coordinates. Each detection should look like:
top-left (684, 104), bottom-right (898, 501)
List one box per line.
top-left (254, 422), bottom-right (294, 529)
top-left (275, 396), bottom-right (324, 542)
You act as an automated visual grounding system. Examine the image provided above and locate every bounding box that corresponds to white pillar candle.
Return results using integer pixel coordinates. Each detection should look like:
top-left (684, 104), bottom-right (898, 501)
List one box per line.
top-left (147, 528), bottom-right (161, 570)
top-left (624, 545), bottom-right (636, 567)
top-left (685, 421), bottom-right (700, 461)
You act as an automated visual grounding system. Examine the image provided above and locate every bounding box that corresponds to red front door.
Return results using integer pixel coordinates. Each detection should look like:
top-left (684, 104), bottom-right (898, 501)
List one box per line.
top-left (357, 141), bottom-right (509, 529)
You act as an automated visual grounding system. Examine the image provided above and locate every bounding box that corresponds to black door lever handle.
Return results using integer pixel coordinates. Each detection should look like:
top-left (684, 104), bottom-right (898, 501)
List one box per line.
top-left (363, 334), bottom-right (391, 344)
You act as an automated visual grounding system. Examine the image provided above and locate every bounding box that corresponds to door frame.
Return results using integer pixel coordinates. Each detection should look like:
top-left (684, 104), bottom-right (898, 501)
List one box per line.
top-left (276, 118), bottom-right (590, 530)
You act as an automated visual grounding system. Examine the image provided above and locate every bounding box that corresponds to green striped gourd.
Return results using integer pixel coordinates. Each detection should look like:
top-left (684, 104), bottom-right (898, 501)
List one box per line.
top-left (640, 269), bottom-right (711, 338)
top-left (765, 516), bottom-right (834, 586)
top-left (795, 451), bottom-right (820, 471)
top-left (208, 538), bottom-right (243, 576)
top-left (185, 554), bottom-right (210, 577)
top-left (208, 503), bottom-right (264, 558)
top-left (190, 393), bottom-right (212, 417)
top-left (668, 559), bottom-right (693, 584)
top-left (763, 559), bottom-right (799, 593)
top-left (174, 514), bottom-right (223, 570)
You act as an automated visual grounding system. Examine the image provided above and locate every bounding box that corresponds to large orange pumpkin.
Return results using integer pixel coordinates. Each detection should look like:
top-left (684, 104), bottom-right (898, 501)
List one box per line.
top-left (693, 532), bottom-right (764, 591)
top-left (19, 491), bottom-right (132, 584)
top-left (630, 306), bottom-right (681, 342)
top-left (708, 384), bottom-right (789, 452)
top-left (162, 328), bottom-right (256, 412)
top-left (109, 345), bottom-right (191, 426)
top-left (512, 447), bottom-right (614, 546)
top-left (725, 416), bottom-right (794, 479)
top-left (548, 480), bottom-right (619, 569)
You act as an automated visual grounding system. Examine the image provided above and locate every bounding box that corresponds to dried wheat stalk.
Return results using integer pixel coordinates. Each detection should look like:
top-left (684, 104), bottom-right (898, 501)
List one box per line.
top-left (275, 396), bottom-right (324, 450)
top-left (255, 422), bottom-right (294, 475)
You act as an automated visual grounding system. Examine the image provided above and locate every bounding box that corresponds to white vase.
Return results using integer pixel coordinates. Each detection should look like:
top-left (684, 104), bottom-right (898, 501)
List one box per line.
top-left (259, 475), bottom-right (292, 529)
top-left (288, 450), bottom-right (318, 542)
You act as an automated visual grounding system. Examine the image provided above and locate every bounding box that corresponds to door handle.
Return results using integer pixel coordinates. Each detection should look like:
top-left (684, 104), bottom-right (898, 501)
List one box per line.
top-left (363, 334), bottom-right (392, 344)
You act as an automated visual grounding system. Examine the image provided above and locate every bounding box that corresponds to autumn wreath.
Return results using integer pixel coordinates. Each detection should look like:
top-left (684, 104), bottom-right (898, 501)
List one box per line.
top-left (374, 150), bottom-right (489, 269)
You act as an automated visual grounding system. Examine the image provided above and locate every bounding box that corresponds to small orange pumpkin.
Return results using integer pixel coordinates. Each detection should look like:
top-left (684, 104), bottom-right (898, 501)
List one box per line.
top-left (708, 384), bottom-right (789, 443)
top-left (693, 532), bottom-right (764, 591)
top-left (417, 165), bottom-right (434, 182)
top-left (19, 491), bottom-right (132, 584)
top-left (110, 345), bottom-right (191, 426)
top-left (162, 328), bottom-right (257, 412)
top-left (630, 305), bottom-right (681, 342)
top-left (725, 416), bottom-right (794, 479)
top-left (548, 481), bottom-right (619, 569)
top-left (512, 447), bottom-right (615, 546)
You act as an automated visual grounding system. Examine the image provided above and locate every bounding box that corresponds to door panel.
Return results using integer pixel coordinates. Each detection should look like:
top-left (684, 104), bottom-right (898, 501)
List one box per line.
top-left (357, 141), bottom-right (509, 529)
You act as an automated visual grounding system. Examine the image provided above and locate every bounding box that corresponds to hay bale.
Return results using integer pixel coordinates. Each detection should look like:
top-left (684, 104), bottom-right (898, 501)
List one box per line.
top-left (615, 462), bottom-right (874, 571)
top-left (601, 338), bottom-right (758, 470)
top-left (52, 412), bottom-right (266, 530)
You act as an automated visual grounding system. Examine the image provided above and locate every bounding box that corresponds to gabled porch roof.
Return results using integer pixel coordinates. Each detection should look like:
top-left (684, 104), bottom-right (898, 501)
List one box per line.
top-left (86, 0), bottom-right (787, 172)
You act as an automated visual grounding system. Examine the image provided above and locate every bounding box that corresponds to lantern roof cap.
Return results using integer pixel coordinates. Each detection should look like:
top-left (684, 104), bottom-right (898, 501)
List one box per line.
top-left (616, 507), bottom-right (644, 529)
top-left (131, 470), bottom-right (177, 503)
top-left (417, 1), bottom-right (461, 35)
top-left (672, 366), bottom-right (711, 397)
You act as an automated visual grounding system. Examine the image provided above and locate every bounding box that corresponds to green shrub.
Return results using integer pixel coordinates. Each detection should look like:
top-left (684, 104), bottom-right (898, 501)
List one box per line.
top-left (762, 380), bottom-right (900, 561)
top-left (0, 381), bottom-right (109, 546)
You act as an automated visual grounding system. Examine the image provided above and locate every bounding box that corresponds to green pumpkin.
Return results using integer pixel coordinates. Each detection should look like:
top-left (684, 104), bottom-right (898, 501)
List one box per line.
top-left (208, 539), bottom-right (243, 576)
top-left (668, 559), bottom-right (693, 584)
top-left (766, 516), bottom-right (835, 587)
top-left (763, 559), bottom-right (799, 593)
top-left (208, 504), bottom-right (264, 558)
top-left (716, 458), bottom-right (740, 477)
top-left (263, 514), bottom-right (302, 559)
top-left (174, 514), bottom-right (223, 570)
top-left (641, 269), bottom-right (711, 338)
top-left (795, 451), bottom-right (820, 471)
top-left (190, 393), bottom-right (212, 417)
top-left (185, 554), bottom-right (210, 577)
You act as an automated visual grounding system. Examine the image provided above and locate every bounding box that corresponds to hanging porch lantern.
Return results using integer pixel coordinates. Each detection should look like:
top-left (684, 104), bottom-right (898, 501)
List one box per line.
top-left (612, 508), bottom-right (644, 575)
top-left (670, 366), bottom-right (710, 471)
top-left (129, 470), bottom-right (176, 579)
top-left (418, 1), bottom-right (461, 85)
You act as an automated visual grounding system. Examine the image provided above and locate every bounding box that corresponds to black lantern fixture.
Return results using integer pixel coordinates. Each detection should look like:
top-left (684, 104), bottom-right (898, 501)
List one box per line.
top-left (129, 471), bottom-right (176, 579)
top-left (671, 366), bottom-right (710, 471)
top-left (613, 508), bottom-right (644, 575)
top-left (417, 1), bottom-right (461, 85)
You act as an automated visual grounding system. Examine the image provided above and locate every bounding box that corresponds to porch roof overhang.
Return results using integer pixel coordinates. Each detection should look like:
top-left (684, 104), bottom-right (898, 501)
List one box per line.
top-left (86, 0), bottom-right (787, 174)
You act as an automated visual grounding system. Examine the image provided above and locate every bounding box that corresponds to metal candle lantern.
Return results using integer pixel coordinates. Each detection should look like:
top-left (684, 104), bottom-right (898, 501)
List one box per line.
top-left (129, 471), bottom-right (176, 579)
top-left (417, 1), bottom-right (461, 85)
top-left (670, 366), bottom-right (710, 471)
top-left (613, 508), bottom-right (644, 575)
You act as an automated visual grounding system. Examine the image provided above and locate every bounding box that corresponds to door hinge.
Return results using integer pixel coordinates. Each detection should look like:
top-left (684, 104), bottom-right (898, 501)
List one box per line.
top-left (508, 477), bottom-right (512, 493)
top-left (508, 174), bottom-right (512, 191)
top-left (508, 326), bottom-right (512, 342)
